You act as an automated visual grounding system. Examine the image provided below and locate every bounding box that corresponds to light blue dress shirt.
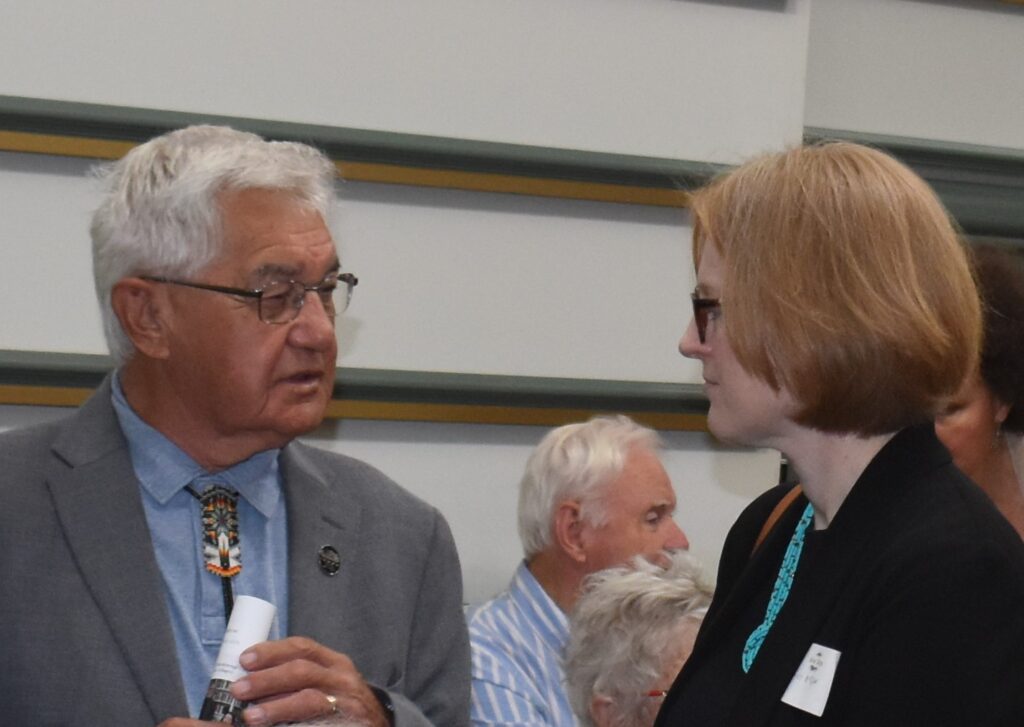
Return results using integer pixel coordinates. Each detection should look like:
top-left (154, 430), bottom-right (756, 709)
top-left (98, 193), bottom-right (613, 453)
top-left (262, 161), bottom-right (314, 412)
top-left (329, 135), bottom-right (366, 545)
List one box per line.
top-left (467, 562), bottom-right (578, 726)
top-left (111, 374), bottom-right (290, 717)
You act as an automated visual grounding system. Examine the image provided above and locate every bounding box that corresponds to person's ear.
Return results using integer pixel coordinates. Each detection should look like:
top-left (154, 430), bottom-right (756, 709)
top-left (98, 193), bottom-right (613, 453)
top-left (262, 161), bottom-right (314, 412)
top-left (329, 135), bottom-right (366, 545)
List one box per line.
top-left (589, 693), bottom-right (615, 727)
top-left (554, 500), bottom-right (587, 564)
top-left (994, 398), bottom-right (1011, 431)
top-left (110, 278), bottom-right (171, 359)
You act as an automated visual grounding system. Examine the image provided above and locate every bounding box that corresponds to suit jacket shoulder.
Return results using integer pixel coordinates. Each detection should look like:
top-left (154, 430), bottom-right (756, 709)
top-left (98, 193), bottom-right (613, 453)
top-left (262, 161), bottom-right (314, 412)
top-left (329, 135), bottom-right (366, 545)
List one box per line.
top-left (284, 440), bottom-right (441, 524)
top-left (281, 438), bottom-right (472, 727)
top-left (0, 381), bottom-right (188, 725)
top-left (709, 484), bottom-right (806, 617)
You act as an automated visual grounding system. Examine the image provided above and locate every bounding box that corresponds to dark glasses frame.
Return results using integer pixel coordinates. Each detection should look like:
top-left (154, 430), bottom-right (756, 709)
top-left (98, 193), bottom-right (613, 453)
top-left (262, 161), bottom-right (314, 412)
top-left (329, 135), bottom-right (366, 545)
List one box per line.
top-left (141, 272), bottom-right (358, 324)
top-left (690, 293), bottom-right (721, 344)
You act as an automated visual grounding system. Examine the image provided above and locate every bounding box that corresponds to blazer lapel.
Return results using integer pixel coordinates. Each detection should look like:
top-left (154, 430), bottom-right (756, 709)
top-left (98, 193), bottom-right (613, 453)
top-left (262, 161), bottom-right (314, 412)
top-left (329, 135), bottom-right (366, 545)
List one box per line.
top-left (282, 442), bottom-right (362, 649)
top-left (726, 428), bottom-right (938, 725)
top-left (47, 379), bottom-right (188, 721)
top-left (725, 530), bottom-right (863, 724)
top-left (706, 507), bottom-right (803, 649)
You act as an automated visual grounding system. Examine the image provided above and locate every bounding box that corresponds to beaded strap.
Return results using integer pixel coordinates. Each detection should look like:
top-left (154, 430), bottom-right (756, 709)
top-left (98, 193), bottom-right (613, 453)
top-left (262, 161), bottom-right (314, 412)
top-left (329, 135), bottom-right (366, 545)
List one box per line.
top-left (741, 502), bottom-right (815, 673)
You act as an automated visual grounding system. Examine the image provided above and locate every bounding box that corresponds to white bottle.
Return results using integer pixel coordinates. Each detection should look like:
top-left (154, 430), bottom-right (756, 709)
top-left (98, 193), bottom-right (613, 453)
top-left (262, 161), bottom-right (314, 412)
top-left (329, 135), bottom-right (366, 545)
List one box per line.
top-left (198, 596), bottom-right (277, 723)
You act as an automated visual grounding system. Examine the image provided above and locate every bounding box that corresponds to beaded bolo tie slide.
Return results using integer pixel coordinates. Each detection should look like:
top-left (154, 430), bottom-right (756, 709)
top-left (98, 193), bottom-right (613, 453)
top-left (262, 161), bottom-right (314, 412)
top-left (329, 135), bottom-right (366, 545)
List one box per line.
top-left (186, 484), bottom-right (242, 619)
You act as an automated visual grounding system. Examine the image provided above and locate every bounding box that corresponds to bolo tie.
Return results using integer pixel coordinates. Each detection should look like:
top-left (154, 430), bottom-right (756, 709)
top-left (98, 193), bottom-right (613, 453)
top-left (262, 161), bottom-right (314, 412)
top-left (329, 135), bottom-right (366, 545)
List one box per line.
top-left (185, 484), bottom-right (242, 620)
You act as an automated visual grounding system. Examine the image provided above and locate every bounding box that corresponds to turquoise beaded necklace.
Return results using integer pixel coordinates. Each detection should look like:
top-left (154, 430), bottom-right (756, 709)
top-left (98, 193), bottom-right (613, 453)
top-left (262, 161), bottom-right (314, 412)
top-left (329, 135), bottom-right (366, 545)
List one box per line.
top-left (741, 501), bottom-right (815, 673)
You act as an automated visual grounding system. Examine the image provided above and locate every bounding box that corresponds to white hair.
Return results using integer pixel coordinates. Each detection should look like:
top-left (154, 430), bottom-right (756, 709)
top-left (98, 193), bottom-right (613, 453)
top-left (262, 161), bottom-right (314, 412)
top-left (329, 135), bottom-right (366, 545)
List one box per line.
top-left (517, 415), bottom-right (662, 559)
top-left (90, 124), bottom-right (337, 363)
top-left (565, 551), bottom-right (713, 727)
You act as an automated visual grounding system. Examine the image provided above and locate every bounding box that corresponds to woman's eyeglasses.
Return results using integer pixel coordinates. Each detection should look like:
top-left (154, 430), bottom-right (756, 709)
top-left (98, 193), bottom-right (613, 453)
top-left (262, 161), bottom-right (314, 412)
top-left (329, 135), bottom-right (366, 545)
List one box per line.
top-left (690, 292), bottom-right (721, 344)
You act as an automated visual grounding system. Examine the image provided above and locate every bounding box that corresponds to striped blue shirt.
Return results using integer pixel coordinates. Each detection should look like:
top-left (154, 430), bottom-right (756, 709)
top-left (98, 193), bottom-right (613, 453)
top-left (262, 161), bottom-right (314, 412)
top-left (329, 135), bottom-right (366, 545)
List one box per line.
top-left (467, 562), bottom-right (578, 727)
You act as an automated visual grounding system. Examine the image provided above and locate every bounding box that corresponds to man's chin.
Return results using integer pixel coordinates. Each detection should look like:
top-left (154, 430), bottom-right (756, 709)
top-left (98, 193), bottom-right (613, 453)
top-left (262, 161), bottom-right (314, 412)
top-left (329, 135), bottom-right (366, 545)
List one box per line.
top-left (272, 398), bottom-right (331, 438)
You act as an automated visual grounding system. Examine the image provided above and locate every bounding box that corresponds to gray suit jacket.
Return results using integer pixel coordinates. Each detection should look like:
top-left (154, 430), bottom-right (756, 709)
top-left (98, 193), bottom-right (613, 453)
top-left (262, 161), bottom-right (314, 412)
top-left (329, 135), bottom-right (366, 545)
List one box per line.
top-left (0, 378), bottom-right (470, 726)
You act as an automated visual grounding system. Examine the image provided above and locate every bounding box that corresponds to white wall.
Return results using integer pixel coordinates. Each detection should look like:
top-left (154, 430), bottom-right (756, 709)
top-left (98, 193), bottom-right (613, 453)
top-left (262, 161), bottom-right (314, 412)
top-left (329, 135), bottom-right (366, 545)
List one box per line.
top-left (0, 153), bottom-right (102, 355)
top-left (0, 0), bottom-right (810, 600)
top-left (336, 182), bottom-right (699, 382)
top-left (805, 0), bottom-right (1024, 148)
top-left (0, 0), bottom-right (809, 163)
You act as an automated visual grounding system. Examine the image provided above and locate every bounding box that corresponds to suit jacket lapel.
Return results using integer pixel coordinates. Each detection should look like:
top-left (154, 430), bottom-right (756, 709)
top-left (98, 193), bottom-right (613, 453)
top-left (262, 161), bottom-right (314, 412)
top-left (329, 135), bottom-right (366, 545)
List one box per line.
top-left (47, 378), bottom-right (187, 721)
top-left (282, 442), bottom-right (362, 648)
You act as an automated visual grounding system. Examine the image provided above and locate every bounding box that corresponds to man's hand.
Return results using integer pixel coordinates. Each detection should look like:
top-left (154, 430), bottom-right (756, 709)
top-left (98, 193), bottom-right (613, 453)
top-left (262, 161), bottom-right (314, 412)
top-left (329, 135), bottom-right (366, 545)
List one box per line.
top-left (230, 636), bottom-right (390, 727)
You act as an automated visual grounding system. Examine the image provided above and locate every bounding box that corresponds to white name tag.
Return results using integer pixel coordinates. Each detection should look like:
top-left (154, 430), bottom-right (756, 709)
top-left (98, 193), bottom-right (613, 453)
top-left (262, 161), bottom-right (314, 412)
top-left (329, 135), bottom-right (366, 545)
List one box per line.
top-left (781, 644), bottom-right (841, 717)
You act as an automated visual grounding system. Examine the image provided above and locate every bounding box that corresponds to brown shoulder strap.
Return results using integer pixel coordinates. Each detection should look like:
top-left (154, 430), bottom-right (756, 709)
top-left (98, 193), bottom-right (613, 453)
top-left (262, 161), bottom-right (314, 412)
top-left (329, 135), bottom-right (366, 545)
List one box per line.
top-left (752, 485), bottom-right (804, 555)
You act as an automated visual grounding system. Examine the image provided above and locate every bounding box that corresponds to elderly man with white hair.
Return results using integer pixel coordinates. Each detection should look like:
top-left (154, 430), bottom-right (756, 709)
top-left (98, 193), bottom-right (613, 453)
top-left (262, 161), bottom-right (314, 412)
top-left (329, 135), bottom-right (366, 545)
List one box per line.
top-left (467, 415), bottom-right (690, 726)
top-left (565, 551), bottom-right (712, 727)
top-left (0, 125), bottom-right (468, 726)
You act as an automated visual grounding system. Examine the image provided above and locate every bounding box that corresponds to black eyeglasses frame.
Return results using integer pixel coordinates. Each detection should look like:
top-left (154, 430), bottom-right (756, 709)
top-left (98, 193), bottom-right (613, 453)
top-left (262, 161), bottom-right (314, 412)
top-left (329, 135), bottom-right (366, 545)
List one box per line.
top-left (140, 272), bottom-right (358, 324)
top-left (690, 293), bottom-right (721, 344)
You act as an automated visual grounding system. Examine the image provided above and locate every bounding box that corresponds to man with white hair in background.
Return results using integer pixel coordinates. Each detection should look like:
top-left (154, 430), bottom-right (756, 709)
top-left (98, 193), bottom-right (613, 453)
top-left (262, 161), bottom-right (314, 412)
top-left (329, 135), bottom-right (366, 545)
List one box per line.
top-left (0, 125), bottom-right (468, 726)
top-left (565, 551), bottom-right (712, 727)
top-left (467, 415), bottom-right (690, 726)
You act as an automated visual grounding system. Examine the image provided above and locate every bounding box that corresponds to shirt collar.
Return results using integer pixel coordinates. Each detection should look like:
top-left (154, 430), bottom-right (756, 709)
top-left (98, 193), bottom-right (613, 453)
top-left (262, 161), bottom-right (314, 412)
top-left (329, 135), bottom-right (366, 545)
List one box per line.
top-left (110, 371), bottom-right (282, 518)
top-left (511, 561), bottom-right (570, 653)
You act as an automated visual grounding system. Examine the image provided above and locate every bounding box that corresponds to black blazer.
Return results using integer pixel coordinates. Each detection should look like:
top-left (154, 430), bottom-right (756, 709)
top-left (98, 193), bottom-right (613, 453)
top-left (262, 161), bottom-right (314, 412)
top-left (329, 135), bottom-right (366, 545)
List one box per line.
top-left (655, 426), bottom-right (1024, 727)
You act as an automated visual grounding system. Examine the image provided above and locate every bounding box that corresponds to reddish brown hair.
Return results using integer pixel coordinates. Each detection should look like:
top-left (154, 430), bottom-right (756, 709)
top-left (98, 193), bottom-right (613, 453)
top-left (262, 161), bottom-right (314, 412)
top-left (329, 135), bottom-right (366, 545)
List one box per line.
top-left (690, 142), bottom-right (981, 435)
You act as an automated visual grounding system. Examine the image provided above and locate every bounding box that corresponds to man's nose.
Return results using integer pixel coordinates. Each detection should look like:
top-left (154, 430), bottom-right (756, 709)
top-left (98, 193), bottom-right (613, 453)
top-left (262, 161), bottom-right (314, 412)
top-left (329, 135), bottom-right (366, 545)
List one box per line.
top-left (289, 291), bottom-right (336, 349)
top-left (666, 519), bottom-right (690, 551)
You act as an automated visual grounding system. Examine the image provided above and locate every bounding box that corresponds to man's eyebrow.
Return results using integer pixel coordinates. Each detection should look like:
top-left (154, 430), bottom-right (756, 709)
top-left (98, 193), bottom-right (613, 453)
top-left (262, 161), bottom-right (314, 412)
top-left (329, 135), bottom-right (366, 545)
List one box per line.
top-left (253, 263), bottom-right (299, 281)
top-left (253, 260), bottom-right (341, 282)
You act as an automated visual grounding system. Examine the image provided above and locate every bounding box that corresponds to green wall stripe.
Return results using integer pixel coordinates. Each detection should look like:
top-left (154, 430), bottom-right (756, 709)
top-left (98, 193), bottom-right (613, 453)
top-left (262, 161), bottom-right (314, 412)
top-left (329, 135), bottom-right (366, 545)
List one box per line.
top-left (0, 95), bottom-right (723, 191)
top-left (805, 127), bottom-right (1024, 241)
top-left (3, 97), bottom-right (1022, 240)
top-left (0, 350), bottom-right (709, 416)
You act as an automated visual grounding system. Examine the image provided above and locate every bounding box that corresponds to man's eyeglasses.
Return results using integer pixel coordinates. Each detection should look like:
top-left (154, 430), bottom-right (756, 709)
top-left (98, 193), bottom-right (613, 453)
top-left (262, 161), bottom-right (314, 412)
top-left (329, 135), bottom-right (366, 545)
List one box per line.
top-left (690, 292), bottom-right (721, 344)
top-left (141, 273), bottom-right (358, 324)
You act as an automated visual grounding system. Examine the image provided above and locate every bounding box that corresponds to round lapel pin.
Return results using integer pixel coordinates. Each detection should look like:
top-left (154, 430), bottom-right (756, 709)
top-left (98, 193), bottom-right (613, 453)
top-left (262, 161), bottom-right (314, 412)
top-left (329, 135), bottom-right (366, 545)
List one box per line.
top-left (318, 545), bottom-right (341, 576)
